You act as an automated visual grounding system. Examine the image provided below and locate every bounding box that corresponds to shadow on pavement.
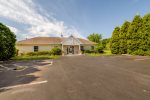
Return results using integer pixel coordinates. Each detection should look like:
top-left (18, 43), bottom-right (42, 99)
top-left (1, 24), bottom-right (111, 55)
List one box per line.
top-left (0, 60), bottom-right (50, 93)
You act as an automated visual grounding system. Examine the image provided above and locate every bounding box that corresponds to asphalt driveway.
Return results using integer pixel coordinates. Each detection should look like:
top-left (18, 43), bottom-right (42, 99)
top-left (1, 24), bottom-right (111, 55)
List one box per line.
top-left (1, 55), bottom-right (150, 100)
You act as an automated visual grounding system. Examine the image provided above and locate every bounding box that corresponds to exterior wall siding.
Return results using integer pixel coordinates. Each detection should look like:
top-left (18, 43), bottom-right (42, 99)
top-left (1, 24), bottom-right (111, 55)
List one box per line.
top-left (81, 45), bottom-right (95, 50)
top-left (16, 44), bottom-right (95, 54)
top-left (16, 44), bottom-right (61, 54)
top-left (16, 45), bottom-right (33, 53)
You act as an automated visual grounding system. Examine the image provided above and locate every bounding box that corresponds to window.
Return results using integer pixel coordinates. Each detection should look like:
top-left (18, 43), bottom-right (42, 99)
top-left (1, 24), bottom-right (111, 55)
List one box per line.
top-left (91, 46), bottom-right (94, 50)
top-left (54, 46), bottom-right (58, 48)
top-left (34, 46), bottom-right (38, 52)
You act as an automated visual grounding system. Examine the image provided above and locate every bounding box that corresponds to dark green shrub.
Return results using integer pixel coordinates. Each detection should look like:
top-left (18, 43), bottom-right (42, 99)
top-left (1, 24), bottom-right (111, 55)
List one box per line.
top-left (0, 23), bottom-right (16, 60)
top-left (84, 50), bottom-right (91, 53)
top-left (26, 52), bottom-right (38, 56)
top-left (51, 48), bottom-right (62, 55)
top-left (26, 51), bottom-right (51, 56)
top-left (81, 50), bottom-right (85, 54)
top-left (16, 49), bottom-right (19, 56)
top-left (37, 51), bottom-right (51, 55)
top-left (84, 50), bottom-right (96, 53)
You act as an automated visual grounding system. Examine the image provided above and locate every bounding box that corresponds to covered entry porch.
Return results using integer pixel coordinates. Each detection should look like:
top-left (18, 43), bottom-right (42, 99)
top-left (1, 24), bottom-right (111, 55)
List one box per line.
top-left (62, 45), bottom-right (81, 55)
top-left (61, 35), bottom-right (82, 56)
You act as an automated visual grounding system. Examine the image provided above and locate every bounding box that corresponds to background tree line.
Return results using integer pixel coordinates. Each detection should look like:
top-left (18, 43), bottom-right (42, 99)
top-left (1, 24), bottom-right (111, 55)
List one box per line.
top-left (111, 13), bottom-right (150, 56)
top-left (87, 33), bottom-right (111, 53)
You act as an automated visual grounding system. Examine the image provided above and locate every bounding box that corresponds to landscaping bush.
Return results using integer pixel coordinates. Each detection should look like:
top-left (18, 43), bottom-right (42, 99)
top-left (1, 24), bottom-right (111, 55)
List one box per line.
top-left (95, 45), bottom-right (104, 53)
top-left (132, 49), bottom-right (145, 56)
top-left (26, 51), bottom-right (51, 56)
top-left (37, 51), bottom-right (51, 55)
top-left (84, 46), bottom-right (104, 54)
top-left (51, 48), bottom-right (62, 55)
top-left (145, 50), bottom-right (150, 56)
top-left (26, 52), bottom-right (38, 56)
top-left (84, 50), bottom-right (96, 53)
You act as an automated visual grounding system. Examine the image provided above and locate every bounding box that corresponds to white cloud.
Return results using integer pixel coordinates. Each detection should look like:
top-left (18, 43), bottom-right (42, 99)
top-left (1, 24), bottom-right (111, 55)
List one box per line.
top-left (7, 25), bottom-right (19, 35)
top-left (0, 0), bottom-right (83, 40)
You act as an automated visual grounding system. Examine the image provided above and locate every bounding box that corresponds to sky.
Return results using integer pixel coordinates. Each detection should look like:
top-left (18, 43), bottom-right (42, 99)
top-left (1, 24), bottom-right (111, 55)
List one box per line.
top-left (0, 0), bottom-right (150, 40)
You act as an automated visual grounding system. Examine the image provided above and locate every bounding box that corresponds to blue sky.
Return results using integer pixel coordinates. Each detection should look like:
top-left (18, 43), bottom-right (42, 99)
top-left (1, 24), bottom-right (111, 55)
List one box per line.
top-left (0, 0), bottom-right (150, 40)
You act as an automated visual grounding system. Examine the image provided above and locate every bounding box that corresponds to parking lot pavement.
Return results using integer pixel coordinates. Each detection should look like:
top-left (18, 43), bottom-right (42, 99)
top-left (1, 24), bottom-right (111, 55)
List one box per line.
top-left (0, 56), bottom-right (150, 100)
top-left (0, 60), bottom-right (52, 90)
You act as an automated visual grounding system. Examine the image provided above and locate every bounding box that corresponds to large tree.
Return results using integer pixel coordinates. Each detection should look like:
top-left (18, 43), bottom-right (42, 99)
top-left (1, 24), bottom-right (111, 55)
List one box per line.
top-left (119, 21), bottom-right (130, 54)
top-left (141, 14), bottom-right (150, 55)
top-left (87, 33), bottom-right (102, 43)
top-left (110, 27), bottom-right (120, 54)
top-left (0, 23), bottom-right (16, 61)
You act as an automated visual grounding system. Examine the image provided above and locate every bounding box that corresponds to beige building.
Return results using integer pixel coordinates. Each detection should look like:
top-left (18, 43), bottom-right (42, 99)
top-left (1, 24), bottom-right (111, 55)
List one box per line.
top-left (16, 35), bottom-right (97, 55)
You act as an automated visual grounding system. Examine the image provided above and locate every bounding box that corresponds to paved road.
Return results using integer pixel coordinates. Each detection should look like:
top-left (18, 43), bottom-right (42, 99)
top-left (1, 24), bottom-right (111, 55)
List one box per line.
top-left (1, 56), bottom-right (150, 100)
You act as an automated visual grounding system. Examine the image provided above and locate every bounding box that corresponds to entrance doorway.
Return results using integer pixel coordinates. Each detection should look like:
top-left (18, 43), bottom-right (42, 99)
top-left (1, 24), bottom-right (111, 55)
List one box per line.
top-left (67, 46), bottom-right (74, 54)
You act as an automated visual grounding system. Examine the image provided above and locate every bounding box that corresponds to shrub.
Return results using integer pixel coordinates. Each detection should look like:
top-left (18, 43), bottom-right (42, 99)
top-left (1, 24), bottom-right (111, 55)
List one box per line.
top-left (145, 50), bottom-right (150, 56)
top-left (132, 49), bottom-right (145, 56)
top-left (26, 51), bottom-right (51, 56)
top-left (81, 50), bottom-right (85, 54)
top-left (51, 48), bottom-right (62, 55)
top-left (84, 50), bottom-right (96, 53)
top-left (16, 49), bottom-right (19, 56)
top-left (37, 51), bottom-right (51, 55)
top-left (26, 52), bottom-right (38, 56)
top-left (95, 45), bottom-right (104, 53)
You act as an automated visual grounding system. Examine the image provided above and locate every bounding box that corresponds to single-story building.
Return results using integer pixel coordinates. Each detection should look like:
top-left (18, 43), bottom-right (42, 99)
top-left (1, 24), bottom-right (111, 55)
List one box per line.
top-left (16, 35), bottom-right (97, 55)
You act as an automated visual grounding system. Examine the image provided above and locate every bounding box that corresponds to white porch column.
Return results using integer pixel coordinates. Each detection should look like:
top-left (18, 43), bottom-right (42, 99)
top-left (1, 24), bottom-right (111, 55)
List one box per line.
top-left (62, 44), bottom-right (64, 56)
top-left (79, 44), bottom-right (81, 55)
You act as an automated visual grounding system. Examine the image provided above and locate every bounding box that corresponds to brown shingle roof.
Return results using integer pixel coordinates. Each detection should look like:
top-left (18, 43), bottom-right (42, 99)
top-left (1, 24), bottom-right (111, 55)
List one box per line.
top-left (78, 38), bottom-right (97, 45)
top-left (17, 37), bottom-right (97, 45)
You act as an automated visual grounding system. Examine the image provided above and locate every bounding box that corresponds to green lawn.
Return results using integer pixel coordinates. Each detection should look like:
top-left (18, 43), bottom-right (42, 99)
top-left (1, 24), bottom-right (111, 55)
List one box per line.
top-left (11, 55), bottom-right (61, 60)
top-left (85, 50), bottom-right (113, 56)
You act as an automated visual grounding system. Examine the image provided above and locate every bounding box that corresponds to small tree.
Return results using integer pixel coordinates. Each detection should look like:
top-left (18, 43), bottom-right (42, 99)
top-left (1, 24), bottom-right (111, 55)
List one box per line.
top-left (0, 23), bottom-right (16, 61)
top-left (51, 47), bottom-right (62, 55)
top-left (87, 33), bottom-right (102, 44)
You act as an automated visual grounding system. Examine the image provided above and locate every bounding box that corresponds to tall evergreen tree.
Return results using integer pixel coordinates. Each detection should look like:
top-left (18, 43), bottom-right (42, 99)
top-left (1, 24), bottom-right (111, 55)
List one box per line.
top-left (127, 15), bottom-right (143, 54)
top-left (110, 27), bottom-right (120, 54)
top-left (141, 14), bottom-right (150, 55)
top-left (119, 21), bottom-right (130, 54)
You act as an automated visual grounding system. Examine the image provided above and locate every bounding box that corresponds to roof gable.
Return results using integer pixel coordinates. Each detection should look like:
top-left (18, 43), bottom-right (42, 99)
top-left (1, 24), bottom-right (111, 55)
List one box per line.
top-left (61, 35), bottom-right (81, 45)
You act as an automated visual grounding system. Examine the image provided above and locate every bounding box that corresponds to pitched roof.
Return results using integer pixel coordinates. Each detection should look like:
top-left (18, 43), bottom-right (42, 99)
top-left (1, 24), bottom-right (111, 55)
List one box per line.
top-left (62, 35), bottom-right (82, 45)
top-left (17, 37), bottom-right (97, 45)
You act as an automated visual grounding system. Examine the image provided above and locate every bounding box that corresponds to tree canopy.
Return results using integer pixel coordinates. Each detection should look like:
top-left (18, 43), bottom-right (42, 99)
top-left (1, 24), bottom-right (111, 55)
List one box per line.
top-left (0, 23), bottom-right (16, 60)
top-left (87, 33), bottom-right (102, 43)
